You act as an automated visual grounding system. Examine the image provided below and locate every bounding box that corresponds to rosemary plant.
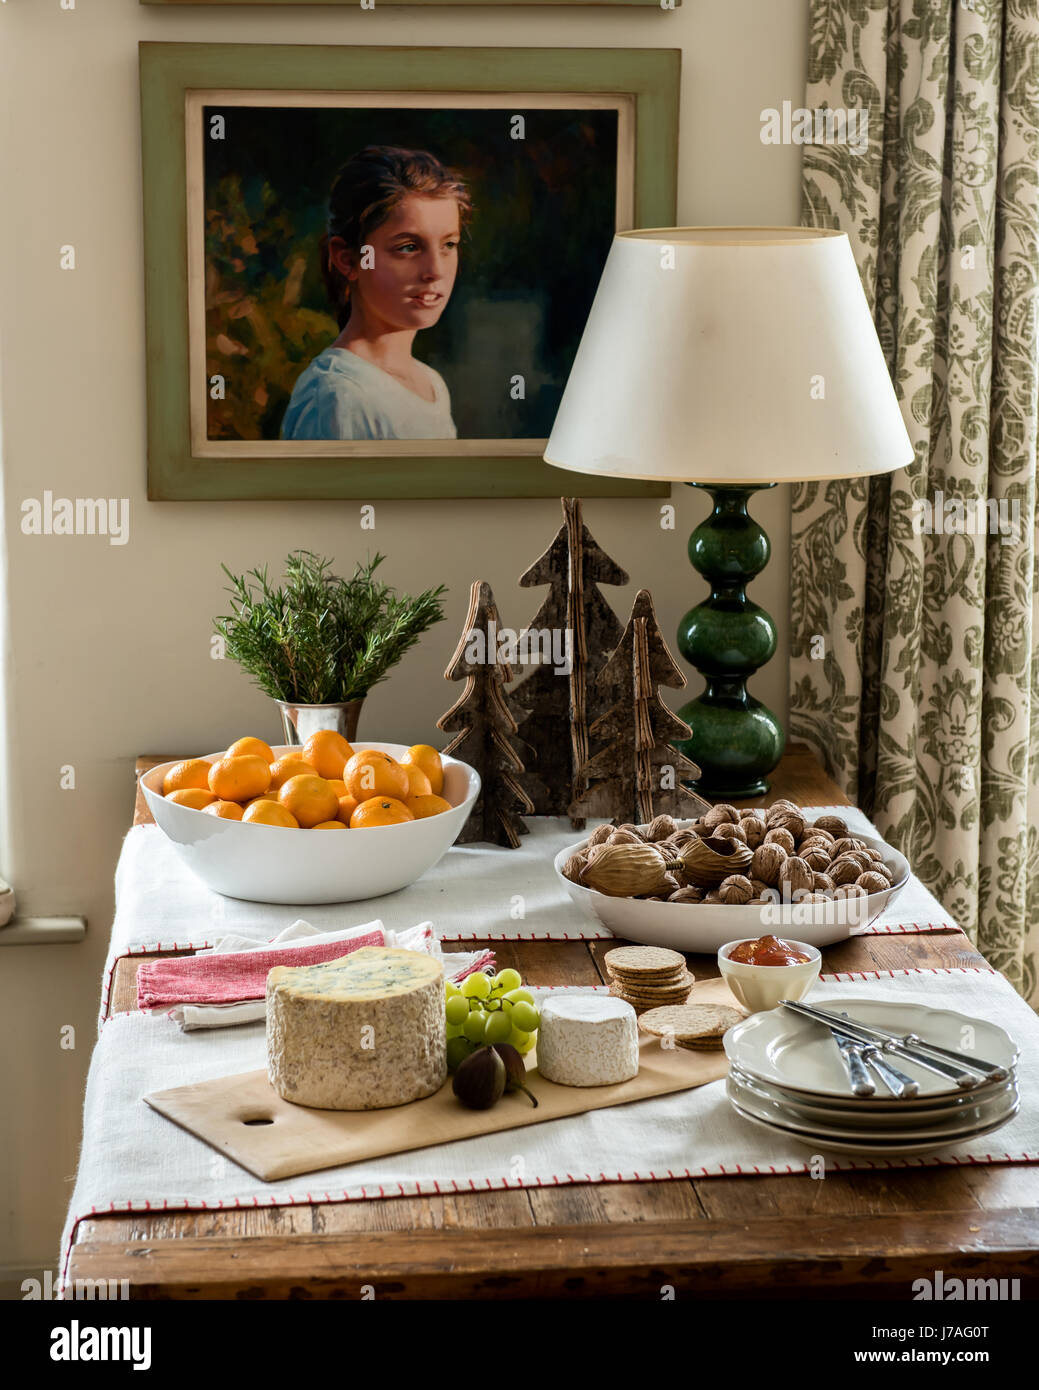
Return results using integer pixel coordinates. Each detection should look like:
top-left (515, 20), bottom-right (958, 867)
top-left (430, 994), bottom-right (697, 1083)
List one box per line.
top-left (215, 551), bottom-right (446, 705)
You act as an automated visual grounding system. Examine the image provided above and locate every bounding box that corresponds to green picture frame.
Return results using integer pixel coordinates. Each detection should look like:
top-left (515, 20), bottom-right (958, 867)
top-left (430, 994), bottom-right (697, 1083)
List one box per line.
top-left (141, 43), bottom-right (679, 500)
top-left (143, 1), bottom-right (679, 8)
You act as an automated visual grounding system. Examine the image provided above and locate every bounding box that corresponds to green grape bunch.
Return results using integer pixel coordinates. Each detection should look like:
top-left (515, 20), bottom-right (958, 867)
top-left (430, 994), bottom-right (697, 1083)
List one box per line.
top-left (444, 969), bottom-right (540, 1071)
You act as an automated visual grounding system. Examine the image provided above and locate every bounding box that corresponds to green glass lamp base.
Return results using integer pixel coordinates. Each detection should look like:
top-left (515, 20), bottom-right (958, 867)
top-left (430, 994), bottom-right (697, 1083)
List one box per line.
top-left (673, 686), bottom-right (785, 799)
top-left (673, 483), bottom-right (785, 799)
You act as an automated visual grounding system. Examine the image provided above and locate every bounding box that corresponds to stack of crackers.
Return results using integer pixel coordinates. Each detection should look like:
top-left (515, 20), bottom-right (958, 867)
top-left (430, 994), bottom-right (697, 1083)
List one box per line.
top-left (637, 1002), bottom-right (744, 1052)
top-left (603, 946), bottom-right (695, 1015)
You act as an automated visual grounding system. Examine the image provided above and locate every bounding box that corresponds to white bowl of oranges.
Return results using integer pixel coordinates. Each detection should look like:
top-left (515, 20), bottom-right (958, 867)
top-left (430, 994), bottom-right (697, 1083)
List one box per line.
top-left (140, 734), bottom-right (481, 904)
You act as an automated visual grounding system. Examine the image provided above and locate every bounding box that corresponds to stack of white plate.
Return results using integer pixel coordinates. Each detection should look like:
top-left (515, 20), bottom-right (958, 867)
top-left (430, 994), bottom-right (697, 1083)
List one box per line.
top-left (723, 999), bottom-right (1020, 1156)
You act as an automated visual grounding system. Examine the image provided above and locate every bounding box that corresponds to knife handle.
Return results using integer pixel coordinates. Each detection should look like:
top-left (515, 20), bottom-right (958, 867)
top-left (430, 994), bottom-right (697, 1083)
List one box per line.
top-left (884, 1041), bottom-right (976, 1089)
top-left (901, 1034), bottom-right (1009, 1080)
top-left (858, 1046), bottom-right (919, 1098)
top-left (834, 1035), bottom-right (875, 1096)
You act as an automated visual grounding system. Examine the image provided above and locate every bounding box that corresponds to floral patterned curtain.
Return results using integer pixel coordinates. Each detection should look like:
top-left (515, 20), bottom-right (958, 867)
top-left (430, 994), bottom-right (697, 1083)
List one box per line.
top-left (791, 0), bottom-right (1039, 1001)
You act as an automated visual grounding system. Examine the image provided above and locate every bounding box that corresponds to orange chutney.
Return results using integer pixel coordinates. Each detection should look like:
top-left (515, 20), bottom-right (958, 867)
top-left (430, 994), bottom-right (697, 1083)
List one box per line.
top-left (728, 935), bottom-right (812, 967)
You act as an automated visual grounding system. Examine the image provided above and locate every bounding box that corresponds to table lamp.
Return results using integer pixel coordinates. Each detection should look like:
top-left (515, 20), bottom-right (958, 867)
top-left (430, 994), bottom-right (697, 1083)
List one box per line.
top-left (544, 226), bottom-right (914, 798)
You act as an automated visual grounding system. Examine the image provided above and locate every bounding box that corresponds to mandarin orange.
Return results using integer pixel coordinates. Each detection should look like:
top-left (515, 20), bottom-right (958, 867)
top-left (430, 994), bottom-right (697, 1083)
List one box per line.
top-left (269, 755), bottom-right (317, 790)
top-left (403, 764), bottom-right (433, 799)
top-left (344, 750), bottom-right (409, 802)
top-left (401, 744), bottom-right (444, 796)
top-left (166, 787), bottom-right (217, 810)
top-left (278, 774), bottom-right (339, 829)
top-left (242, 800), bottom-right (299, 828)
top-left (226, 736), bottom-right (276, 765)
top-left (162, 759), bottom-right (213, 795)
top-left (336, 793), bottom-right (359, 825)
top-left (208, 754), bottom-right (271, 802)
top-left (349, 796), bottom-right (414, 829)
top-left (312, 819), bottom-right (348, 830)
top-left (301, 730), bottom-right (354, 780)
top-left (204, 799), bottom-right (245, 820)
top-left (405, 793), bottom-right (452, 820)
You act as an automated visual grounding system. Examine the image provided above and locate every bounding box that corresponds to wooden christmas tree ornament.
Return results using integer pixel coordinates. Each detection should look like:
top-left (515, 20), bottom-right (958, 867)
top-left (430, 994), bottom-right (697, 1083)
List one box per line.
top-left (436, 580), bottom-right (534, 848)
top-left (510, 497), bottom-right (628, 826)
top-left (569, 588), bottom-right (711, 827)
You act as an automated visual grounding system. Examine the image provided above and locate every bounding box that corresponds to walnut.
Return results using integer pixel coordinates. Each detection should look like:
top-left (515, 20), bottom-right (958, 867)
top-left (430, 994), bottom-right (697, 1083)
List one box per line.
top-left (750, 843), bottom-right (787, 885)
top-left (833, 837), bottom-right (868, 856)
top-left (767, 809), bottom-right (806, 843)
top-left (587, 823), bottom-right (614, 847)
top-left (703, 890), bottom-right (723, 904)
top-left (764, 799), bottom-right (799, 824)
top-left (832, 883), bottom-right (867, 900)
top-left (742, 817), bottom-right (767, 849)
top-left (801, 827), bottom-right (835, 848)
top-left (832, 850), bottom-right (871, 875)
top-left (646, 814), bottom-right (677, 842)
top-left (738, 808), bottom-right (766, 822)
top-left (830, 859), bottom-right (862, 886)
top-left (856, 871), bottom-right (889, 895)
top-left (763, 826), bottom-right (796, 854)
top-left (609, 828), bottom-right (644, 845)
top-left (778, 856), bottom-right (813, 898)
top-left (749, 877), bottom-right (771, 897)
top-left (813, 815), bottom-right (850, 838)
top-left (668, 885), bottom-right (705, 903)
top-left (702, 805), bottom-right (737, 829)
top-left (861, 847), bottom-right (884, 863)
top-left (718, 874), bottom-right (754, 904)
top-left (713, 821), bottom-right (748, 845)
top-left (796, 892), bottom-right (830, 905)
top-left (813, 872), bottom-right (835, 893)
top-left (584, 842), bottom-right (608, 866)
top-left (800, 837), bottom-right (835, 861)
top-left (802, 847), bottom-right (833, 873)
top-left (562, 853), bottom-right (587, 883)
top-left (662, 828), bottom-right (698, 852)
top-left (870, 861), bottom-right (894, 882)
top-left (688, 820), bottom-right (712, 837)
top-left (662, 871), bottom-right (682, 893)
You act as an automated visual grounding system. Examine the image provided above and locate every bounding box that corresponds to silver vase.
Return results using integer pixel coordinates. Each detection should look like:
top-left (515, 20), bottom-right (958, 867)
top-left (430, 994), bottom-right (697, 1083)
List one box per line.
top-left (275, 698), bottom-right (364, 748)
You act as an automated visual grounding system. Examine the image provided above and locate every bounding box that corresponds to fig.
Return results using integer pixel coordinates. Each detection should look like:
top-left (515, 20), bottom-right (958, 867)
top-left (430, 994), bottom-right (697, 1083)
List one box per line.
top-left (452, 1044), bottom-right (506, 1110)
top-left (492, 1044), bottom-right (538, 1108)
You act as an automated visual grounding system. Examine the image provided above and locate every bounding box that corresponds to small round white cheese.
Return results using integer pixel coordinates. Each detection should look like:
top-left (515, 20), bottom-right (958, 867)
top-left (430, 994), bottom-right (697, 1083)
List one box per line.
top-left (536, 995), bottom-right (639, 1087)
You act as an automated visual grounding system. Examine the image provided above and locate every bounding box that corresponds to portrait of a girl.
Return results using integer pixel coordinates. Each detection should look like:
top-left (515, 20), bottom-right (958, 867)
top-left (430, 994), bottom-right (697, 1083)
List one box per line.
top-left (281, 145), bottom-right (472, 442)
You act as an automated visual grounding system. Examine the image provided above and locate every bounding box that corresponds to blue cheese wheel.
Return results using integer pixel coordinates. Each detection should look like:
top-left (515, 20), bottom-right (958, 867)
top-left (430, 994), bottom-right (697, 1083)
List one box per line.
top-left (266, 947), bottom-right (446, 1110)
top-left (536, 995), bottom-right (640, 1087)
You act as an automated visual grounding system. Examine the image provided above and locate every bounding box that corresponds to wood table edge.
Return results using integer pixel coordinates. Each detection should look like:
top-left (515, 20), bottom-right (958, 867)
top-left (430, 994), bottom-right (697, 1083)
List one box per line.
top-left (65, 1208), bottom-right (1039, 1299)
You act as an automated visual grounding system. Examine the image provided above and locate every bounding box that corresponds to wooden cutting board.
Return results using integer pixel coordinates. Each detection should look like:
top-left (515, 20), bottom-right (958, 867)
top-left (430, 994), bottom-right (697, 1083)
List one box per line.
top-left (145, 1032), bottom-right (729, 1181)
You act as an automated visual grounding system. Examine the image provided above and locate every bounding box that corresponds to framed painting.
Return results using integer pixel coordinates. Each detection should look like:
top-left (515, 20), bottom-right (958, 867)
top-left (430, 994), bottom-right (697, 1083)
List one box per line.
top-left (140, 44), bottom-right (679, 499)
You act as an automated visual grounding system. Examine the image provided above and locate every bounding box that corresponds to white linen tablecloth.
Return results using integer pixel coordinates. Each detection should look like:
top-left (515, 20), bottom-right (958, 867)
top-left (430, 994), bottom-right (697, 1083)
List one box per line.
top-left (101, 807), bottom-right (960, 1022)
top-left (61, 968), bottom-right (1039, 1294)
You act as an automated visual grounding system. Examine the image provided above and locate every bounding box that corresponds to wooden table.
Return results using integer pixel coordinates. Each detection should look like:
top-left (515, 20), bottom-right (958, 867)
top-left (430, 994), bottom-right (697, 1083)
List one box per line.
top-left (66, 745), bottom-right (1039, 1299)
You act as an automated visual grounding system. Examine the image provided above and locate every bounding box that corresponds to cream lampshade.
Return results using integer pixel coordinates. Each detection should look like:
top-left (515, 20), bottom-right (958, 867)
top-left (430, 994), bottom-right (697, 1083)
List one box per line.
top-left (544, 226), bottom-right (913, 797)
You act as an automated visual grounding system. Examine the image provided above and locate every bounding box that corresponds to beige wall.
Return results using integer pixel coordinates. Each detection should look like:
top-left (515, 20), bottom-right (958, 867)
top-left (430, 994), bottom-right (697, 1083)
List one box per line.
top-left (0, 0), bottom-right (808, 1279)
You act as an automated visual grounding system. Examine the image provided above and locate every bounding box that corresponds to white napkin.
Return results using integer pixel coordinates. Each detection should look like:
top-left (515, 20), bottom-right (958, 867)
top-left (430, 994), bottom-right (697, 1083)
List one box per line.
top-left (166, 918), bottom-right (494, 1031)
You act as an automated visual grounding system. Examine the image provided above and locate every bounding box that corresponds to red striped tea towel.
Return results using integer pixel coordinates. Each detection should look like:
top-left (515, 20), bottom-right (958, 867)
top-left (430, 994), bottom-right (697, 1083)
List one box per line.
top-left (137, 929), bottom-right (385, 1008)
